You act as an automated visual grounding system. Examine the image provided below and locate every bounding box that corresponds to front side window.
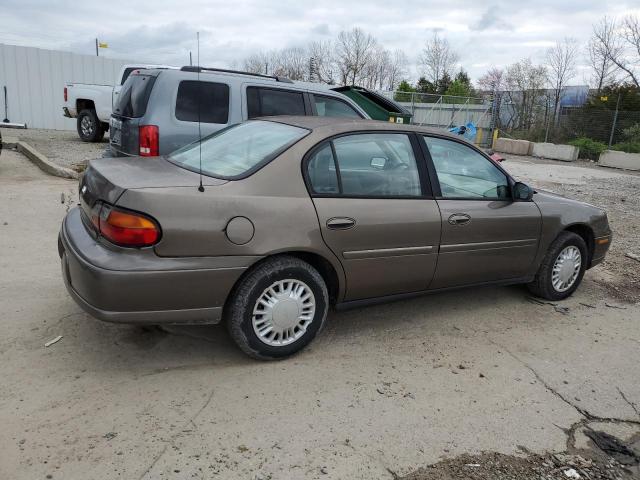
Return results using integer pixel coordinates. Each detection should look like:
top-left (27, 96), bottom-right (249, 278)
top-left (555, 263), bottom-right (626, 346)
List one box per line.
top-left (424, 136), bottom-right (509, 199)
top-left (175, 81), bottom-right (230, 124)
top-left (247, 87), bottom-right (306, 118)
top-left (313, 95), bottom-right (362, 118)
top-left (168, 120), bottom-right (308, 178)
top-left (311, 133), bottom-right (421, 197)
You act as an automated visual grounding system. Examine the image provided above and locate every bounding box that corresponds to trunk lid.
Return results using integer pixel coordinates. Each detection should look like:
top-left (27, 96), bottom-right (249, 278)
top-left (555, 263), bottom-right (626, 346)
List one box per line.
top-left (79, 156), bottom-right (227, 220)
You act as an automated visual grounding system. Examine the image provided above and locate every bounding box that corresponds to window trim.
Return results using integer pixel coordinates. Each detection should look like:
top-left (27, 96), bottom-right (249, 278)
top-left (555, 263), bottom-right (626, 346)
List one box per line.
top-left (246, 86), bottom-right (308, 119)
top-left (418, 133), bottom-right (517, 201)
top-left (174, 80), bottom-right (230, 125)
top-left (309, 93), bottom-right (365, 119)
top-left (302, 130), bottom-right (433, 200)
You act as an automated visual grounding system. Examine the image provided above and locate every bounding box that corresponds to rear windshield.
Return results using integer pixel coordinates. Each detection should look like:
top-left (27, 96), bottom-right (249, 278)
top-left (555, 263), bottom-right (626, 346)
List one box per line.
top-left (167, 120), bottom-right (309, 179)
top-left (114, 73), bottom-right (156, 118)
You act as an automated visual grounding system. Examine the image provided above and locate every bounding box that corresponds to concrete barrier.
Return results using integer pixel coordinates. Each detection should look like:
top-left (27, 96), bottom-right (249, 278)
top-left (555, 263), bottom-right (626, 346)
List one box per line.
top-left (16, 141), bottom-right (79, 179)
top-left (532, 142), bottom-right (578, 162)
top-left (493, 138), bottom-right (533, 156)
top-left (598, 150), bottom-right (640, 171)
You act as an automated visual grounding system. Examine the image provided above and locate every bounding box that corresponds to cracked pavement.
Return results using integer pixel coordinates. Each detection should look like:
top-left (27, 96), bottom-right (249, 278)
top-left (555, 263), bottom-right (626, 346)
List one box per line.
top-left (0, 149), bottom-right (639, 479)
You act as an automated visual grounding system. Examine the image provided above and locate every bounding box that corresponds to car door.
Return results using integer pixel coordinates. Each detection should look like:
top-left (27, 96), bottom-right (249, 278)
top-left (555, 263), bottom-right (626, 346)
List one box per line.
top-left (305, 132), bottom-right (441, 301)
top-left (421, 135), bottom-right (542, 289)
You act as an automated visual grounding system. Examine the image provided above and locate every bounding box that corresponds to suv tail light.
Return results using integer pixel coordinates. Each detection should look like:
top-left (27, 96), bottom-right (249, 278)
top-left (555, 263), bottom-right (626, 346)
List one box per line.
top-left (89, 203), bottom-right (161, 247)
top-left (139, 125), bottom-right (159, 156)
top-left (64, 87), bottom-right (67, 102)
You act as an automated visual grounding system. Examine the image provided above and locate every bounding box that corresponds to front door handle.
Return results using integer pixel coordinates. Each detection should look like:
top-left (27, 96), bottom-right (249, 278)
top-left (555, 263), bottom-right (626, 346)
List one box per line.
top-left (448, 213), bottom-right (471, 226)
top-left (326, 217), bottom-right (356, 230)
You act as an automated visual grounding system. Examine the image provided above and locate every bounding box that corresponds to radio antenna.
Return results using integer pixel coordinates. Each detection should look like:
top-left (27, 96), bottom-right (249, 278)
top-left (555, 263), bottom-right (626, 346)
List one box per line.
top-left (196, 31), bottom-right (204, 192)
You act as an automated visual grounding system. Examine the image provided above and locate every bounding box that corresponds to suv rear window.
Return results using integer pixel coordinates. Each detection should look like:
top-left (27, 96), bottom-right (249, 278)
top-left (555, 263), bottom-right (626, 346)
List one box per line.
top-left (176, 81), bottom-right (230, 124)
top-left (167, 120), bottom-right (309, 178)
top-left (114, 73), bottom-right (156, 118)
top-left (247, 87), bottom-right (305, 118)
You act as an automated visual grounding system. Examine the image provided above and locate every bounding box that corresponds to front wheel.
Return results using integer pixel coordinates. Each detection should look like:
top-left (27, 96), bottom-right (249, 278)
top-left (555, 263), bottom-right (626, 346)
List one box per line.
top-left (527, 231), bottom-right (588, 301)
top-left (77, 109), bottom-right (104, 142)
top-left (226, 256), bottom-right (329, 360)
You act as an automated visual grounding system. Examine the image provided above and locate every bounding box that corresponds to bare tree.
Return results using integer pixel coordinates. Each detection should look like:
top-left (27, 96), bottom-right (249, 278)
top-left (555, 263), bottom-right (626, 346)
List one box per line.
top-left (588, 17), bottom-right (618, 91)
top-left (546, 38), bottom-right (578, 123)
top-left (386, 49), bottom-right (408, 91)
top-left (505, 58), bottom-right (547, 130)
top-left (273, 47), bottom-right (308, 80)
top-left (419, 32), bottom-right (459, 87)
top-left (477, 67), bottom-right (504, 93)
top-left (620, 15), bottom-right (640, 87)
top-left (591, 15), bottom-right (639, 88)
top-left (243, 51), bottom-right (277, 75)
top-left (308, 40), bottom-right (336, 83)
top-left (335, 27), bottom-right (377, 85)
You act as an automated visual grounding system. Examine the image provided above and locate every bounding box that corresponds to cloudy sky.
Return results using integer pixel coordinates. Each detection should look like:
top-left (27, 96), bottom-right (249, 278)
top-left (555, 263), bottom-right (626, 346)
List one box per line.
top-left (1, 0), bottom-right (639, 84)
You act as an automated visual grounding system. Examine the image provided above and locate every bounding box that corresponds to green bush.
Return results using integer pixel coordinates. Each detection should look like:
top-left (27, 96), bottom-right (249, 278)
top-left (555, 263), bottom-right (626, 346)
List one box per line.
top-left (622, 124), bottom-right (640, 143)
top-left (568, 137), bottom-right (607, 160)
top-left (611, 142), bottom-right (640, 153)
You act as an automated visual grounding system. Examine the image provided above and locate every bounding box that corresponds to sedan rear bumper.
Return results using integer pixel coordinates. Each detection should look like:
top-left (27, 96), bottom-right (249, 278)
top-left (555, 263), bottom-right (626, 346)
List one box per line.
top-left (59, 207), bottom-right (257, 325)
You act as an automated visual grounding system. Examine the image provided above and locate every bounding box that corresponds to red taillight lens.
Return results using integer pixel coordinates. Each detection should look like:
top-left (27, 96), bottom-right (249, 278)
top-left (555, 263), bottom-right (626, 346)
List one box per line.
top-left (64, 87), bottom-right (67, 102)
top-left (98, 206), bottom-right (161, 247)
top-left (139, 125), bottom-right (159, 156)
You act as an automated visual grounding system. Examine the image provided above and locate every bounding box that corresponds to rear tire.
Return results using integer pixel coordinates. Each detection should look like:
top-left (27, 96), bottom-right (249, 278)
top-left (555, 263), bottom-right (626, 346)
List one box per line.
top-left (225, 256), bottom-right (329, 360)
top-left (527, 231), bottom-right (587, 301)
top-left (77, 109), bottom-right (104, 142)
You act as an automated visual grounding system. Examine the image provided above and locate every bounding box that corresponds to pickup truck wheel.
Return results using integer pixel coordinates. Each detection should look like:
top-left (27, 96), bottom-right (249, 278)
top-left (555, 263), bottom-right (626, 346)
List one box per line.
top-left (77, 109), bottom-right (104, 142)
top-left (527, 232), bottom-right (587, 301)
top-left (225, 256), bottom-right (329, 360)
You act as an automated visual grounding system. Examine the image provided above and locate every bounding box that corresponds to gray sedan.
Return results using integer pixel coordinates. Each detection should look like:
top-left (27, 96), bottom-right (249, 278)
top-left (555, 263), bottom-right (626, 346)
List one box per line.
top-left (59, 117), bottom-right (611, 359)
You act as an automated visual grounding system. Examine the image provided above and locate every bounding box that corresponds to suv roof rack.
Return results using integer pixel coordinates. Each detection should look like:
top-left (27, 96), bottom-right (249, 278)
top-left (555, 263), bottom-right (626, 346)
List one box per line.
top-left (180, 66), bottom-right (293, 83)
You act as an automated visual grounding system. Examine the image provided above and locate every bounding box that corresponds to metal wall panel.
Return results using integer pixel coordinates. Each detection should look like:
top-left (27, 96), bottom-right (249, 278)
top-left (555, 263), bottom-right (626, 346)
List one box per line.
top-left (0, 43), bottom-right (131, 130)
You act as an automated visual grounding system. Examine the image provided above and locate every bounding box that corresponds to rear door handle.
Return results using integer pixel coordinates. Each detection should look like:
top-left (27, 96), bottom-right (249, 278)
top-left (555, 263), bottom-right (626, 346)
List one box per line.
top-left (448, 213), bottom-right (471, 226)
top-left (326, 217), bottom-right (356, 230)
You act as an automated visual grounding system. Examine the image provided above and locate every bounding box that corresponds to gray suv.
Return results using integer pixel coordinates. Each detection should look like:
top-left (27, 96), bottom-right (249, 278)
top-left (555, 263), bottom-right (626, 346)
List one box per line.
top-left (109, 66), bottom-right (368, 157)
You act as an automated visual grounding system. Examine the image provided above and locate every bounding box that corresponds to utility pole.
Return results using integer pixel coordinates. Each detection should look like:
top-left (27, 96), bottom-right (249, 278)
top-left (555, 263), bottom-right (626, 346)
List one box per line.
top-left (189, 51), bottom-right (192, 66)
top-left (608, 92), bottom-right (621, 147)
top-left (95, 38), bottom-right (99, 57)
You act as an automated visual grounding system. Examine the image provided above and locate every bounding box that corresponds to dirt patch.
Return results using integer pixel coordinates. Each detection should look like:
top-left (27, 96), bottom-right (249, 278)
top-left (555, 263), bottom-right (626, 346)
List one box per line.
top-left (401, 450), bottom-right (638, 480)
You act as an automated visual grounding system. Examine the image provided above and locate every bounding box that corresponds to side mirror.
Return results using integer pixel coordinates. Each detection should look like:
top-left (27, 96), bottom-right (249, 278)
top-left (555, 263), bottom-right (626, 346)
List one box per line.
top-left (513, 182), bottom-right (534, 201)
top-left (370, 157), bottom-right (387, 169)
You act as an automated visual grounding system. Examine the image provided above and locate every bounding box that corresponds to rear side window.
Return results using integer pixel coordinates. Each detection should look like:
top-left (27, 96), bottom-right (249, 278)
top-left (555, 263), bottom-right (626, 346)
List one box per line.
top-left (247, 87), bottom-right (305, 118)
top-left (114, 74), bottom-right (156, 118)
top-left (176, 81), bottom-right (230, 124)
top-left (313, 95), bottom-right (362, 118)
top-left (307, 144), bottom-right (339, 194)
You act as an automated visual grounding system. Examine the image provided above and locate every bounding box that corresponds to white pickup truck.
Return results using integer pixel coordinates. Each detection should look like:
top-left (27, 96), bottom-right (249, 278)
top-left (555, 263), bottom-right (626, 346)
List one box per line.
top-left (63, 64), bottom-right (174, 142)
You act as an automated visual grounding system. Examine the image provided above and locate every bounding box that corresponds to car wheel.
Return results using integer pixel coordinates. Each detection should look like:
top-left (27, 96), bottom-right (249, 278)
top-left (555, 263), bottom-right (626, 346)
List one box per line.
top-left (527, 231), bottom-right (588, 301)
top-left (226, 256), bottom-right (329, 360)
top-left (77, 109), bottom-right (104, 142)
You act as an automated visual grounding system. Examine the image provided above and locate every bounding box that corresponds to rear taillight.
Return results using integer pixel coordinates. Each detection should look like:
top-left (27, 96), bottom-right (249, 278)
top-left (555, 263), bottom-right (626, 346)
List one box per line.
top-left (91, 203), bottom-right (161, 247)
top-left (64, 87), bottom-right (67, 102)
top-left (139, 125), bottom-right (159, 156)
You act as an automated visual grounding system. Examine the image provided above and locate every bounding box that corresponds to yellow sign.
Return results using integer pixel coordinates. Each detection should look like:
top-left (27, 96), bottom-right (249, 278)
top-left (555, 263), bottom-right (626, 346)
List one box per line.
top-left (98, 42), bottom-right (108, 49)
top-left (600, 96), bottom-right (608, 102)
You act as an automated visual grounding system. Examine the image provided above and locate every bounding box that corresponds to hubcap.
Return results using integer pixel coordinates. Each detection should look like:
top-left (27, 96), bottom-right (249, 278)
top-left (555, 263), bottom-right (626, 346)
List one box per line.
top-left (81, 116), bottom-right (94, 136)
top-left (252, 279), bottom-right (316, 347)
top-left (551, 246), bottom-right (582, 292)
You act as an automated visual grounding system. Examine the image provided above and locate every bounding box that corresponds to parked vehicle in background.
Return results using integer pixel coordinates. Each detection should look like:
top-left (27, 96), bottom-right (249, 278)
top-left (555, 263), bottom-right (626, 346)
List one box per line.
top-left (108, 66), bottom-right (369, 157)
top-left (59, 117), bottom-right (611, 360)
top-left (63, 64), bottom-right (176, 142)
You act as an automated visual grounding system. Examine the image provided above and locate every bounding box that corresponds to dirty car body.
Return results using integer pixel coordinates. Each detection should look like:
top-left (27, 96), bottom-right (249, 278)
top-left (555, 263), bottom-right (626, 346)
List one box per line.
top-left (59, 117), bottom-right (611, 359)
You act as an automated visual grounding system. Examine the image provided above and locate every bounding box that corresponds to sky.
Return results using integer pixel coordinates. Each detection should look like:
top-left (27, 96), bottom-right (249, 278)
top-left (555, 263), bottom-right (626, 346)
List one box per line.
top-left (1, 0), bottom-right (639, 85)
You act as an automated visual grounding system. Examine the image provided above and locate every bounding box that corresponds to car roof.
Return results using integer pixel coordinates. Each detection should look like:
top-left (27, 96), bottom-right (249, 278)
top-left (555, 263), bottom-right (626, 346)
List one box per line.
top-left (261, 116), bottom-right (466, 140)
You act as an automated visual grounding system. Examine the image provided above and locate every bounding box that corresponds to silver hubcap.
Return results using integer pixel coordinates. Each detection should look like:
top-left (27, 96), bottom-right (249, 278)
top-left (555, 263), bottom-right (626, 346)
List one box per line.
top-left (252, 279), bottom-right (316, 347)
top-left (81, 116), bottom-right (94, 136)
top-left (551, 246), bottom-right (582, 292)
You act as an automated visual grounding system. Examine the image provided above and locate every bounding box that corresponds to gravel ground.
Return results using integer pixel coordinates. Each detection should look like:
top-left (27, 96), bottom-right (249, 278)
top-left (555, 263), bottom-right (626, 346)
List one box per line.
top-left (0, 126), bottom-right (108, 171)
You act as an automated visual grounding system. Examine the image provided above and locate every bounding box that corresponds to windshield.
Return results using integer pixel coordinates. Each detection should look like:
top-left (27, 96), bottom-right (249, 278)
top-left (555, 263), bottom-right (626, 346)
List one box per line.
top-left (167, 121), bottom-right (309, 178)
